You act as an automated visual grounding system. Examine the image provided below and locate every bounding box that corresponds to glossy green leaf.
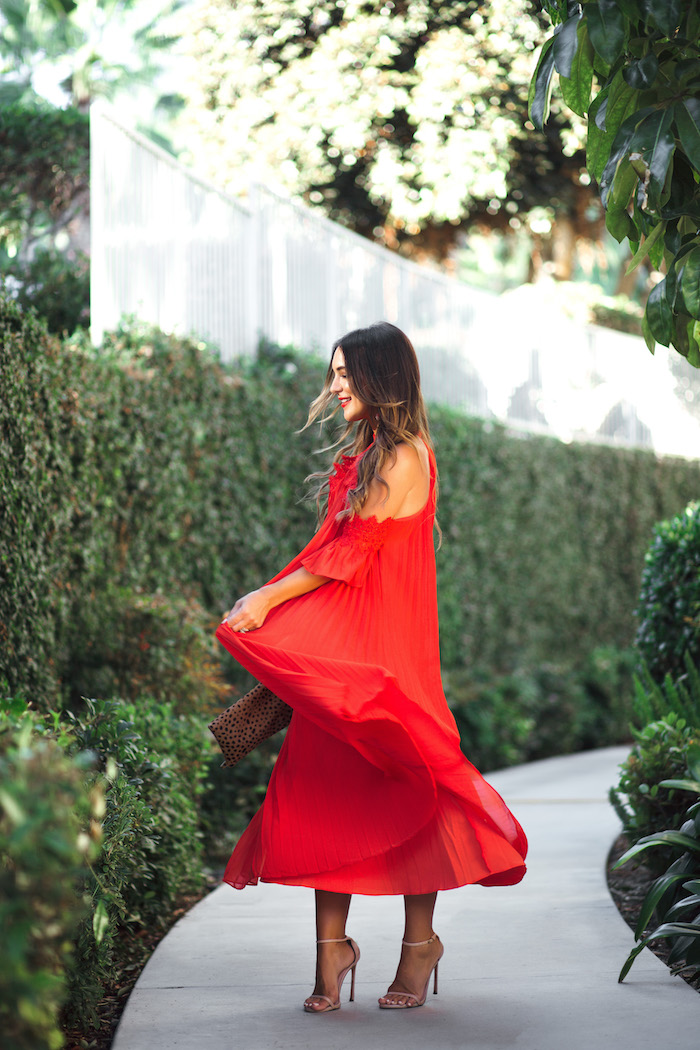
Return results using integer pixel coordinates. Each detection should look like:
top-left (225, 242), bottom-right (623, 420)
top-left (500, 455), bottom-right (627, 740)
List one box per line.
top-left (606, 203), bottom-right (635, 242)
top-left (629, 107), bottom-right (675, 209)
top-left (687, 323), bottom-right (700, 367)
top-left (620, 922), bottom-right (700, 982)
top-left (680, 247), bottom-right (700, 319)
top-left (684, 879), bottom-right (700, 895)
top-left (675, 99), bottom-right (700, 173)
top-left (615, 0), bottom-right (643, 18)
top-left (529, 36), bottom-right (556, 129)
top-left (647, 0), bottom-right (682, 36)
top-left (688, 744), bottom-right (700, 784)
top-left (600, 105), bottom-right (654, 204)
top-left (664, 220), bottom-right (681, 257)
top-left (666, 894), bottom-right (700, 921)
top-left (641, 310), bottom-right (656, 352)
top-left (646, 279), bottom-right (673, 346)
top-left (589, 77), bottom-right (640, 181)
top-left (625, 220), bottom-right (665, 274)
top-left (623, 53), bottom-right (659, 89)
top-left (618, 941), bottom-right (646, 982)
top-left (634, 872), bottom-right (689, 939)
top-left (553, 12), bottom-right (583, 79)
top-left (559, 23), bottom-right (594, 117)
top-left (659, 779), bottom-right (700, 793)
top-left (611, 156), bottom-right (638, 208)
top-left (588, 0), bottom-right (627, 66)
top-left (93, 898), bottom-right (110, 945)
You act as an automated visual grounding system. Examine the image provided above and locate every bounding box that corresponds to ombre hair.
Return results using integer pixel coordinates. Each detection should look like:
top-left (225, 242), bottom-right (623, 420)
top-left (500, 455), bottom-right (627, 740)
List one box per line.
top-left (303, 322), bottom-right (436, 520)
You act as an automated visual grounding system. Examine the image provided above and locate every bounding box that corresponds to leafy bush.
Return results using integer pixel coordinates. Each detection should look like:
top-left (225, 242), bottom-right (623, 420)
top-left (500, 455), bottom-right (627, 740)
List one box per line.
top-left (532, 0), bottom-right (700, 365)
top-left (0, 694), bottom-right (211, 1034)
top-left (0, 703), bottom-right (101, 1050)
top-left (615, 745), bottom-right (700, 983)
top-left (448, 646), bottom-right (636, 772)
top-left (62, 697), bottom-right (209, 1027)
top-left (4, 295), bottom-right (700, 752)
top-left (636, 503), bottom-right (700, 685)
top-left (5, 249), bottom-right (90, 335)
top-left (67, 586), bottom-right (231, 717)
top-left (200, 736), bottom-right (285, 866)
top-left (610, 708), bottom-right (699, 867)
top-left (430, 410), bottom-right (700, 677)
top-left (631, 656), bottom-right (700, 732)
top-left (0, 103), bottom-right (89, 257)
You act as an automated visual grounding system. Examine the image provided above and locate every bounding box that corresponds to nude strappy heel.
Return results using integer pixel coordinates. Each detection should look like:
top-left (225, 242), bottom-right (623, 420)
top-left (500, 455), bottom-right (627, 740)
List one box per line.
top-left (378, 932), bottom-right (444, 1009)
top-left (303, 937), bottom-right (361, 1013)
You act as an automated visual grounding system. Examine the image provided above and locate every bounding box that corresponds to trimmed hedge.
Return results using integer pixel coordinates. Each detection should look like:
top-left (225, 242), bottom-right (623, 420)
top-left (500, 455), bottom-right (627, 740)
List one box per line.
top-left (0, 704), bottom-right (100, 1050)
top-left (636, 502), bottom-right (700, 685)
top-left (3, 292), bottom-right (700, 747)
top-left (0, 697), bottom-right (210, 1042)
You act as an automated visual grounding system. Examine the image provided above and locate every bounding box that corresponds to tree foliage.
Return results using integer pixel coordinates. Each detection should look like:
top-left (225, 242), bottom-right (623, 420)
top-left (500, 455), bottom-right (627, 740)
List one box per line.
top-left (0, 0), bottom-right (182, 111)
top-left (531, 0), bottom-right (700, 365)
top-left (0, 102), bottom-right (89, 259)
top-left (178, 0), bottom-right (593, 259)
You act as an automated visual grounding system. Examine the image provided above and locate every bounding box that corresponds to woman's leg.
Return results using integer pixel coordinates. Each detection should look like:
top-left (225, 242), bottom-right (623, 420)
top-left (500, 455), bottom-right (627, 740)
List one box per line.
top-left (378, 891), bottom-right (443, 1007)
top-left (304, 889), bottom-right (357, 1011)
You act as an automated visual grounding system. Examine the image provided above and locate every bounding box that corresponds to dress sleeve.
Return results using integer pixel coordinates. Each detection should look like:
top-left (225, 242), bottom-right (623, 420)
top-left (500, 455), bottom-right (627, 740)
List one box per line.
top-left (301, 514), bottom-right (393, 587)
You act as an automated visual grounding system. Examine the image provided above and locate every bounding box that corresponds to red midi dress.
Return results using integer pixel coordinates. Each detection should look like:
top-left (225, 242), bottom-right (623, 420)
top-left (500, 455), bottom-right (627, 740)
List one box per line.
top-left (215, 446), bottom-right (527, 894)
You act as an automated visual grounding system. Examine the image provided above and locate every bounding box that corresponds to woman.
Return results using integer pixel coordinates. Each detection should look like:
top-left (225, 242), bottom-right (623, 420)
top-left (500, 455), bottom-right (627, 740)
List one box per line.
top-left (216, 322), bottom-right (527, 1013)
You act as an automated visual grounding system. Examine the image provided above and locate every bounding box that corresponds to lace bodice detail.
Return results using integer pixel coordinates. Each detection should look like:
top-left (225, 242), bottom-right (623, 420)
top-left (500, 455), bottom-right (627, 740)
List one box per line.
top-left (337, 514), bottom-right (393, 554)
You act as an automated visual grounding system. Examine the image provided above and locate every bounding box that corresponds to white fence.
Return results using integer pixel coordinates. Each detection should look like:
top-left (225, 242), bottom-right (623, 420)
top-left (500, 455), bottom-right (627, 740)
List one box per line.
top-left (91, 106), bottom-right (700, 458)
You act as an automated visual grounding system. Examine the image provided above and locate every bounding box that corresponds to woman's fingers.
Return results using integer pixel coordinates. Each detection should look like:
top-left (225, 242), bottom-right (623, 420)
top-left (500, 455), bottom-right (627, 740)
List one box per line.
top-left (222, 590), bottom-right (268, 631)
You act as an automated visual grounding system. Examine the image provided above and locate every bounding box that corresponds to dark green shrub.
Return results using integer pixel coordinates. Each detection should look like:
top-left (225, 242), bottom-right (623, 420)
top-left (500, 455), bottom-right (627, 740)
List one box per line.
top-left (631, 656), bottom-right (700, 733)
top-left (3, 298), bottom-right (700, 757)
top-left (0, 296), bottom-right (75, 701)
top-left (6, 250), bottom-right (90, 335)
top-left (67, 586), bottom-right (231, 716)
top-left (0, 103), bottom-right (88, 254)
top-left (62, 697), bottom-right (209, 1027)
top-left (447, 647), bottom-right (636, 771)
top-left (0, 703), bottom-right (101, 1050)
top-left (609, 710), bottom-right (699, 869)
top-left (200, 736), bottom-right (285, 866)
top-left (430, 411), bottom-right (700, 676)
top-left (615, 745), bottom-right (700, 983)
top-left (636, 503), bottom-right (700, 685)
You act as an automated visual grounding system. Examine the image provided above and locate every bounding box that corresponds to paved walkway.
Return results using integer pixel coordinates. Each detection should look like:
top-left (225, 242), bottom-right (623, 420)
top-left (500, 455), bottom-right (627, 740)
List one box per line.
top-left (113, 747), bottom-right (698, 1050)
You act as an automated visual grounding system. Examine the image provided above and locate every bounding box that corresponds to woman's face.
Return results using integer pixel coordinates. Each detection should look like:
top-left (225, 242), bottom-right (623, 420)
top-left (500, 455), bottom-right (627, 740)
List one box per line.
top-left (330, 347), bottom-right (371, 423)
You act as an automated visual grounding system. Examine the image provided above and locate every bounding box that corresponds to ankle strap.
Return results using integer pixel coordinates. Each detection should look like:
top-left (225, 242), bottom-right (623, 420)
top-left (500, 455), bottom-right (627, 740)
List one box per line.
top-left (317, 937), bottom-right (349, 943)
top-left (402, 933), bottom-right (438, 947)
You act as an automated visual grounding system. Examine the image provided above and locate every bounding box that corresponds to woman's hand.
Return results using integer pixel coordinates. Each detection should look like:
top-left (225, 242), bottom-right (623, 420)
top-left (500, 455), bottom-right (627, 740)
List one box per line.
top-left (223, 589), bottom-right (273, 633)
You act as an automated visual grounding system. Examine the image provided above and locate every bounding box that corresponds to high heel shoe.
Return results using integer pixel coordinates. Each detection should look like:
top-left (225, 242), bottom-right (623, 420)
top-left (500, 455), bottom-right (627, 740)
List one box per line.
top-left (303, 937), bottom-right (361, 1013)
top-left (378, 932), bottom-right (444, 1009)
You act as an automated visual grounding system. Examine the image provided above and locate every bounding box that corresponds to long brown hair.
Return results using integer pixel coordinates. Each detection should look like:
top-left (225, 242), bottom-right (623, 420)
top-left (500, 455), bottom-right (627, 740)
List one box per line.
top-left (303, 322), bottom-right (436, 519)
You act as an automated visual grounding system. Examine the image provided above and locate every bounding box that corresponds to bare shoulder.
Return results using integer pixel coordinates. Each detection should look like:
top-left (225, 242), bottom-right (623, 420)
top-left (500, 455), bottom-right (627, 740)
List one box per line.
top-left (389, 440), bottom-right (430, 482)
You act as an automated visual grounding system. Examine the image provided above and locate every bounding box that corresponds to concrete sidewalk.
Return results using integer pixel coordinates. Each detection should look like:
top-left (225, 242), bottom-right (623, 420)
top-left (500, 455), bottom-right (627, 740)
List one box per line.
top-left (113, 746), bottom-right (699, 1050)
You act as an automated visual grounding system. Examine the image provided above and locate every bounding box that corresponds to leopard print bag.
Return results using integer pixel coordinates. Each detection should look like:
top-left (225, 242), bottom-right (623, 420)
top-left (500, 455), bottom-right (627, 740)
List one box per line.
top-left (208, 683), bottom-right (292, 767)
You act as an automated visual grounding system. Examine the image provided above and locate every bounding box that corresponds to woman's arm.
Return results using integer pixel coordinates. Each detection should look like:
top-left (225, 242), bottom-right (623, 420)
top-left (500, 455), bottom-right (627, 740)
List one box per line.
top-left (223, 567), bottom-right (330, 632)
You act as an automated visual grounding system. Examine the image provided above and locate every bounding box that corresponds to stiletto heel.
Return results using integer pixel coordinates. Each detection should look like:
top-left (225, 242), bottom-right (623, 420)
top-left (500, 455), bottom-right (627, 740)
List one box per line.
top-left (378, 933), bottom-right (444, 1009)
top-left (304, 937), bottom-right (361, 1013)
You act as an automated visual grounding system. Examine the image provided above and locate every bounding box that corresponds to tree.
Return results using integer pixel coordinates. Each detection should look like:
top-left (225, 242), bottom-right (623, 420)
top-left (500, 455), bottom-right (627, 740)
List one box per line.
top-left (530, 0), bottom-right (700, 366)
top-left (177, 0), bottom-right (598, 264)
top-left (0, 0), bottom-right (182, 113)
top-left (0, 103), bottom-right (89, 261)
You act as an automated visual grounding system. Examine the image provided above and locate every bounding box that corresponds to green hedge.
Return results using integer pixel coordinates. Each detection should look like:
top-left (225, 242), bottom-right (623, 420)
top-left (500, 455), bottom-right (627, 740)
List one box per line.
top-left (636, 502), bottom-right (700, 684)
top-left (0, 697), bottom-right (210, 1043)
top-left (3, 292), bottom-right (700, 749)
top-left (0, 704), bottom-right (99, 1050)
